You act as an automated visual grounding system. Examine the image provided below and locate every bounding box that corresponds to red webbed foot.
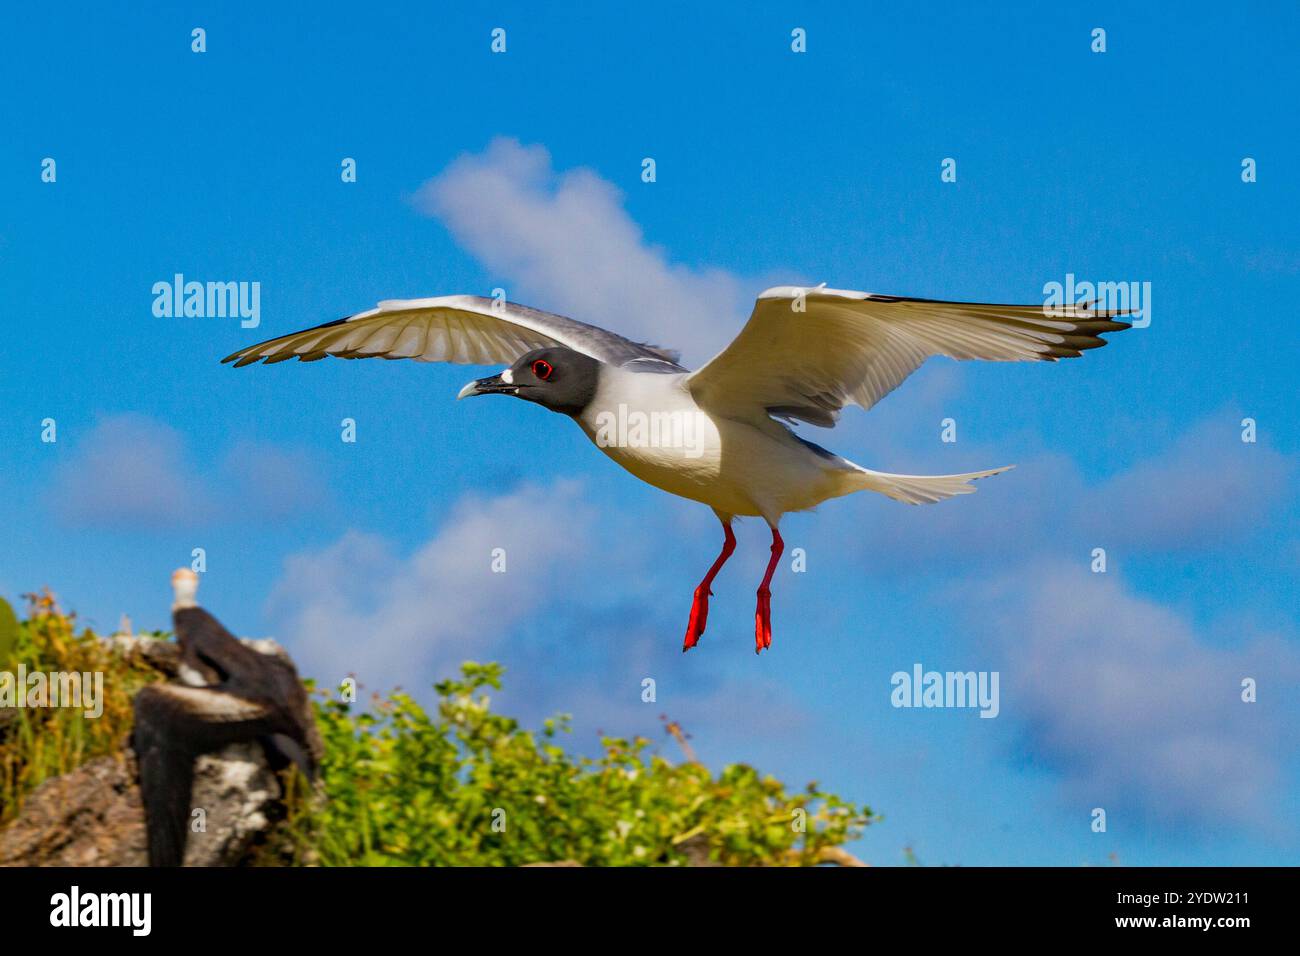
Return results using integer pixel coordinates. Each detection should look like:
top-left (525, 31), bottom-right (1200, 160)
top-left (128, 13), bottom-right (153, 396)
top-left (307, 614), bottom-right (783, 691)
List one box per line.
top-left (681, 519), bottom-right (736, 652)
top-left (753, 526), bottom-right (783, 655)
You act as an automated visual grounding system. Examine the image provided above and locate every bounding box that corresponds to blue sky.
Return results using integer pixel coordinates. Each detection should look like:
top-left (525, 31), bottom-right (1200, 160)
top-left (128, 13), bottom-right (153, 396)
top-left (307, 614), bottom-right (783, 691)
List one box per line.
top-left (2, 2), bottom-right (1297, 864)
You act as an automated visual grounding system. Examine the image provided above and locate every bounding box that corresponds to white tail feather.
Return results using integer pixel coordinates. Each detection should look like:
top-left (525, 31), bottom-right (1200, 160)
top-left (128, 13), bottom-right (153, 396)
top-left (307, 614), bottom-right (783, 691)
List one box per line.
top-left (851, 464), bottom-right (1014, 505)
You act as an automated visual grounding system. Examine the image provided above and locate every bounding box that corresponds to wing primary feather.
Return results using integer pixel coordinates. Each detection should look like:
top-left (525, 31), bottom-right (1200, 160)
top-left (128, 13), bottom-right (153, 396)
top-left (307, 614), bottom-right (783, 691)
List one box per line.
top-left (222, 295), bottom-right (685, 371)
top-left (690, 286), bottom-right (1132, 424)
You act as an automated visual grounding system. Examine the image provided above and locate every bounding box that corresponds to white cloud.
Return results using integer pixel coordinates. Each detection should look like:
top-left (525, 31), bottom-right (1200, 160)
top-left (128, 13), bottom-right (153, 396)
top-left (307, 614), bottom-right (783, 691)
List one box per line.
top-left (1092, 414), bottom-right (1291, 550)
top-left (416, 137), bottom-right (769, 364)
top-left (961, 563), bottom-right (1297, 828)
top-left (811, 406), bottom-right (1296, 829)
top-left (49, 414), bottom-right (211, 527)
top-left (264, 478), bottom-right (812, 752)
top-left (265, 480), bottom-right (595, 695)
top-left (47, 413), bottom-right (331, 529)
top-left (826, 411), bottom-right (1292, 576)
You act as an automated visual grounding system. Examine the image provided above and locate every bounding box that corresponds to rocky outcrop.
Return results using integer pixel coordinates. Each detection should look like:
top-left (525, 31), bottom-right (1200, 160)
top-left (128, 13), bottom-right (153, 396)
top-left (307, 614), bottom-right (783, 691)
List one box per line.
top-left (0, 634), bottom-right (315, 867)
top-left (0, 744), bottom-right (281, 866)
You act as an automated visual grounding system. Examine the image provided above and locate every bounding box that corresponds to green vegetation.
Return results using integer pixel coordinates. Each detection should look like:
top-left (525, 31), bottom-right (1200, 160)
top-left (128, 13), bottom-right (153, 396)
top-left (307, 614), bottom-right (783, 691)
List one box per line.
top-left (0, 592), bottom-right (160, 823)
top-left (287, 661), bottom-right (874, 865)
top-left (1, 595), bottom-right (876, 865)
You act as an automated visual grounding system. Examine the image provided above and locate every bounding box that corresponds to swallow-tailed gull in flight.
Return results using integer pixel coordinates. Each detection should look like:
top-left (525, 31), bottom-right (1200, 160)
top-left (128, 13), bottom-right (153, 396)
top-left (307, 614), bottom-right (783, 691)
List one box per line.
top-left (224, 286), bottom-right (1129, 654)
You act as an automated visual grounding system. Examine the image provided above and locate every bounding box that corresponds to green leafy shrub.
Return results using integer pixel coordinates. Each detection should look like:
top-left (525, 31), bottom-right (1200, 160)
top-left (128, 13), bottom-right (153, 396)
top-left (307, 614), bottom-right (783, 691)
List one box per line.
top-left (285, 662), bottom-right (875, 866)
top-left (0, 592), bottom-right (163, 823)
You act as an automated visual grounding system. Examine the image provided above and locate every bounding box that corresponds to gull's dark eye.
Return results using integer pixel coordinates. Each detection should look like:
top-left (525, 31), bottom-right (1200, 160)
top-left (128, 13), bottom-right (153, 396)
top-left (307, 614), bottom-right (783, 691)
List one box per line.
top-left (531, 359), bottom-right (554, 381)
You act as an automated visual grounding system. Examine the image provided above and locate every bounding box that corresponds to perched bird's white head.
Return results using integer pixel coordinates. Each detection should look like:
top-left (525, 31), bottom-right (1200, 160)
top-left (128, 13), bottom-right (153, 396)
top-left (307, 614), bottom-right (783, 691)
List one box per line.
top-left (171, 568), bottom-right (199, 610)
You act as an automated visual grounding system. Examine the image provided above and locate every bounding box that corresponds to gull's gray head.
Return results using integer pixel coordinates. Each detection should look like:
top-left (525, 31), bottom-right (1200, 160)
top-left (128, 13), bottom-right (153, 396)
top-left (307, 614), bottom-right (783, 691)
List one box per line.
top-left (457, 346), bottom-right (601, 417)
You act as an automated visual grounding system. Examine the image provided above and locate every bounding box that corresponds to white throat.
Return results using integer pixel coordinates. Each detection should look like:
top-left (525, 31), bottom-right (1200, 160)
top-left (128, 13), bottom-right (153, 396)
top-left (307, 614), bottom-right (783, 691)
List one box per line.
top-left (171, 569), bottom-right (199, 611)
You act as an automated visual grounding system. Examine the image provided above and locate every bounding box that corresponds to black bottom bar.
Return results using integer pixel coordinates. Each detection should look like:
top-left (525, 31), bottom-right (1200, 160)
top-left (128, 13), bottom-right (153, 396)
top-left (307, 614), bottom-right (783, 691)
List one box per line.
top-left (5, 865), bottom-right (1285, 939)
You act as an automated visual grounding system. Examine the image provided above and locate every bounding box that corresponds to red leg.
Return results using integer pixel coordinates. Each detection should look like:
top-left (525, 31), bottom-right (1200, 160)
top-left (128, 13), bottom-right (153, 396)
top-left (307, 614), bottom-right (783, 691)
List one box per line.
top-left (754, 526), bottom-right (783, 654)
top-left (682, 520), bottom-right (736, 652)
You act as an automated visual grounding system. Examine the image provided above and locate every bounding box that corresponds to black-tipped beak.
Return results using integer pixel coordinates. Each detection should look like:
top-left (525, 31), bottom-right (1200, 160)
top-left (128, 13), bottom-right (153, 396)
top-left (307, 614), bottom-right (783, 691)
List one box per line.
top-left (457, 373), bottom-right (518, 400)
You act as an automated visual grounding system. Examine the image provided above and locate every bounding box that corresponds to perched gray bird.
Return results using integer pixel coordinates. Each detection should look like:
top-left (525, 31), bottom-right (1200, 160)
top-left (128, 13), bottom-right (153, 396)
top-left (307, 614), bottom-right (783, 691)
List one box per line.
top-left (223, 286), bottom-right (1129, 653)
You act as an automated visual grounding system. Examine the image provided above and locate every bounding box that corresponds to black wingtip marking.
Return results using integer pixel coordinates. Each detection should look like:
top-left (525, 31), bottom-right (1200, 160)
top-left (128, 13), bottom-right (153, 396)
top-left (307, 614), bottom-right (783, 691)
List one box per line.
top-left (221, 315), bottom-right (352, 367)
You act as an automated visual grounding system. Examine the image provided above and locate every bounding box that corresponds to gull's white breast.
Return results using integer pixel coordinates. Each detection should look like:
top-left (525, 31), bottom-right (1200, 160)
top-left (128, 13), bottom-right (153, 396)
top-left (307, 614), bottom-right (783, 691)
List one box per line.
top-left (575, 369), bottom-right (850, 519)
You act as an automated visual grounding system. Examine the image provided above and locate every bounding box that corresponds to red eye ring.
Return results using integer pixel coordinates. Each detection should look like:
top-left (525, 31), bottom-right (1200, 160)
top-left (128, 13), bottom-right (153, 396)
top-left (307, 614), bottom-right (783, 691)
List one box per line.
top-left (531, 359), bottom-right (553, 381)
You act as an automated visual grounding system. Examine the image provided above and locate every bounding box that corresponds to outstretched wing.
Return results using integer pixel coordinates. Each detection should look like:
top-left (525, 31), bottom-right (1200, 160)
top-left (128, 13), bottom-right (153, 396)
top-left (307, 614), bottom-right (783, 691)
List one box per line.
top-left (222, 295), bottom-right (684, 371)
top-left (688, 286), bottom-right (1131, 427)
